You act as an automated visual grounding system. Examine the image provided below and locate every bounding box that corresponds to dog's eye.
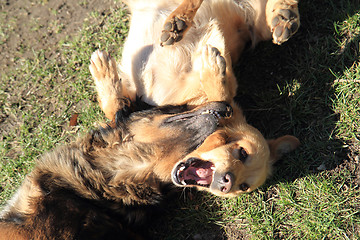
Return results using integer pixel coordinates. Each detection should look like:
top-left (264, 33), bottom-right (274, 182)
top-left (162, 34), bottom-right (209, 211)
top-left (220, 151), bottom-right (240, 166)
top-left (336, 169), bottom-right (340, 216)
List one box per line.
top-left (233, 147), bottom-right (248, 162)
top-left (239, 183), bottom-right (250, 191)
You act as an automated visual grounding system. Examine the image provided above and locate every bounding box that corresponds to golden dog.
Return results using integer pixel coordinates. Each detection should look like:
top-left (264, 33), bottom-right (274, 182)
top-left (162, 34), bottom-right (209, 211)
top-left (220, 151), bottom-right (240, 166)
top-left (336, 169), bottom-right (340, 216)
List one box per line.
top-left (90, 0), bottom-right (301, 197)
top-left (0, 100), bottom-right (231, 239)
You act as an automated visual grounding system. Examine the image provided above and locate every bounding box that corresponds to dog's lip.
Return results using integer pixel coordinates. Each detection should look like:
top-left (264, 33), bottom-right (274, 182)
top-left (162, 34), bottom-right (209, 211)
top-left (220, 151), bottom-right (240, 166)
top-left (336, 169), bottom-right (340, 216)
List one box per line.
top-left (172, 158), bottom-right (215, 188)
top-left (164, 102), bottom-right (232, 123)
top-left (200, 105), bottom-right (233, 119)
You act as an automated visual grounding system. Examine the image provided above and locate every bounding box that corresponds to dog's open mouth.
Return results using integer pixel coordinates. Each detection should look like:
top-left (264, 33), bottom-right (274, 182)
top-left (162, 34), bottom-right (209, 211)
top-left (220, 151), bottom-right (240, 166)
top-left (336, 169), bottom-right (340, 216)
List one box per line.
top-left (172, 158), bottom-right (214, 187)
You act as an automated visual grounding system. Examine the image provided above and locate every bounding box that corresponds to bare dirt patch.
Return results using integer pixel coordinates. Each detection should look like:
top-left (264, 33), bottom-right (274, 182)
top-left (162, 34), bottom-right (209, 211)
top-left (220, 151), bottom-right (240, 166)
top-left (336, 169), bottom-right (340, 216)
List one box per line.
top-left (0, 0), bottom-right (122, 158)
top-left (0, 0), bottom-right (120, 73)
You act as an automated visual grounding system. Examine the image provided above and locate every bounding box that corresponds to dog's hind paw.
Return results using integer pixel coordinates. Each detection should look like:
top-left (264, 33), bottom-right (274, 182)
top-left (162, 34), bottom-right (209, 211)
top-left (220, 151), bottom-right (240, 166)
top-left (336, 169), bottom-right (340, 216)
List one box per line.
top-left (160, 16), bottom-right (188, 46)
top-left (270, 2), bottom-right (300, 45)
top-left (160, 0), bottom-right (203, 46)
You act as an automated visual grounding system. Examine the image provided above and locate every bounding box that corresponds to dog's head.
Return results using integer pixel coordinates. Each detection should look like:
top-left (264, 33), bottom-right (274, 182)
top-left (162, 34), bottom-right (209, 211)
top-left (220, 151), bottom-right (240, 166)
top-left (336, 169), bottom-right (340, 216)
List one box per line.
top-left (82, 100), bottom-right (233, 188)
top-left (171, 106), bottom-right (300, 197)
top-left (110, 101), bottom-right (233, 181)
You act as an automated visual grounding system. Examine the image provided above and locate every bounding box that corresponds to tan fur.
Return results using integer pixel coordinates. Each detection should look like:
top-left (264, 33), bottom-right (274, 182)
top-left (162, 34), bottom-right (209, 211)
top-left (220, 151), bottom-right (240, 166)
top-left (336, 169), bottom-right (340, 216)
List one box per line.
top-left (0, 101), bottom-right (229, 239)
top-left (90, 0), bottom-right (301, 196)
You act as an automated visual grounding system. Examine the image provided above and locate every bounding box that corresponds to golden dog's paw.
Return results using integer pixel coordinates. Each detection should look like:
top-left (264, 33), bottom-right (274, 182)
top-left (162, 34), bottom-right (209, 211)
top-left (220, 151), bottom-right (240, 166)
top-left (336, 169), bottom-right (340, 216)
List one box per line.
top-left (160, 16), bottom-right (189, 46)
top-left (198, 45), bottom-right (230, 101)
top-left (160, 0), bottom-right (203, 46)
top-left (89, 50), bottom-right (119, 84)
top-left (90, 50), bottom-right (122, 121)
top-left (202, 45), bottom-right (226, 77)
top-left (270, 2), bottom-right (300, 45)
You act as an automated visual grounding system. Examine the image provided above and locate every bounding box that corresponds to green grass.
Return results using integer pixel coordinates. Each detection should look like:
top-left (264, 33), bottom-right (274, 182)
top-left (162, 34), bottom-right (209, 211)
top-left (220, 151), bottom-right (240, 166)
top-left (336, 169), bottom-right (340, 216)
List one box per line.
top-left (1, 1), bottom-right (360, 239)
top-left (0, 5), bottom-right (129, 202)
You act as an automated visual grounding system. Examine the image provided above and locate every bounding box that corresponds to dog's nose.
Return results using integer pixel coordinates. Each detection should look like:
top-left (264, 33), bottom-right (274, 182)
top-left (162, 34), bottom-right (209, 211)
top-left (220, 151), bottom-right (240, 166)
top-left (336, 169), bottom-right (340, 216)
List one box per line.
top-left (220, 173), bottom-right (233, 193)
top-left (211, 172), bottom-right (234, 194)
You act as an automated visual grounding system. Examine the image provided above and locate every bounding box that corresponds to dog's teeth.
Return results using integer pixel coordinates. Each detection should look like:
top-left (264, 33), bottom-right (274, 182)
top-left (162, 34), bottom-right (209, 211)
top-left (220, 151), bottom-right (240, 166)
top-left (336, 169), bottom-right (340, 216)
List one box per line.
top-left (202, 109), bottom-right (224, 119)
top-left (201, 110), bottom-right (210, 115)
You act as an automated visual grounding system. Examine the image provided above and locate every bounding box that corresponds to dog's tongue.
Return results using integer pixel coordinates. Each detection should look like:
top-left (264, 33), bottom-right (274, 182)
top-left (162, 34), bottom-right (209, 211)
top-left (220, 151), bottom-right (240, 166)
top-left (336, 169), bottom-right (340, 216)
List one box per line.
top-left (183, 162), bottom-right (213, 185)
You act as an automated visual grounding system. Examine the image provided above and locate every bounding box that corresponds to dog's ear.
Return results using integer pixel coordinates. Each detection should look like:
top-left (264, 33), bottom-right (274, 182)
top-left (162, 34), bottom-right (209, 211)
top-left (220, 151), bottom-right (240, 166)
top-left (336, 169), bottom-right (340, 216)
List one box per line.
top-left (268, 135), bottom-right (300, 163)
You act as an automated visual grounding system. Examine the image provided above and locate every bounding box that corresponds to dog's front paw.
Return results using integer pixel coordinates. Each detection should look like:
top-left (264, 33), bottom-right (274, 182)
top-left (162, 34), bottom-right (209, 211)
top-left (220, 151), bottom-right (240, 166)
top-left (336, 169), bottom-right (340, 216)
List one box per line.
top-left (201, 45), bottom-right (226, 77)
top-left (89, 50), bottom-right (119, 84)
top-left (197, 45), bottom-right (230, 101)
top-left (270, 2), bottom-right (300, 45)
top-left (90, 50), bottom-right (123, 121)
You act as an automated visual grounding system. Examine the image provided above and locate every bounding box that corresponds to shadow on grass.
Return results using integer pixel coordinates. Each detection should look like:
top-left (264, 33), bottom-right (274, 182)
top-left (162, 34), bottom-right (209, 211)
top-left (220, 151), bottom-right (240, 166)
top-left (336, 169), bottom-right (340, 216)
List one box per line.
top-left (235, 0), bottom-right (359, 185)
top-left (148, 190), bottom-right (227, 240)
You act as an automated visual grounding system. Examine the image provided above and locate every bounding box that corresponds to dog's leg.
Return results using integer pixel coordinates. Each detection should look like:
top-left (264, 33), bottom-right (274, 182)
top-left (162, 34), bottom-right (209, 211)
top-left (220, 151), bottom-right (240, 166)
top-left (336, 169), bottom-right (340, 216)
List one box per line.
top-left (160, 0), bottom-right (203, 46)
top-left (193, 44), bottom-right (236, 102)
top-left (266, 0), bottom-right (300, 44)
top-left (188, 21), bottom-right (237, 103)
top-left (89, 50), bottom-right (125, 122)
top-left (243, 0), bottom-right (299, 44)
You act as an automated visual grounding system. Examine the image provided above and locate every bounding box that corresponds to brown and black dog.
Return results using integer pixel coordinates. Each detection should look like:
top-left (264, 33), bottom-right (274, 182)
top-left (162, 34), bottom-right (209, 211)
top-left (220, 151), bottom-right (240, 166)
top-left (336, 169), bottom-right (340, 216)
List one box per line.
top-left (90, 0), bottom-right (301, 197)
top-left (0, 100), bottom-right (232, 239)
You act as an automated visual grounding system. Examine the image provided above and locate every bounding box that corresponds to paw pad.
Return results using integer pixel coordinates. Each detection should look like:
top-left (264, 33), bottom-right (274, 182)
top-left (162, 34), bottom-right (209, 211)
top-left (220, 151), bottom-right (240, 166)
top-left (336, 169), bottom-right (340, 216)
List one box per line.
top-left (271, 8), bottom-right (299, 45)
top-left (160, 17), bottom-right (187, 46)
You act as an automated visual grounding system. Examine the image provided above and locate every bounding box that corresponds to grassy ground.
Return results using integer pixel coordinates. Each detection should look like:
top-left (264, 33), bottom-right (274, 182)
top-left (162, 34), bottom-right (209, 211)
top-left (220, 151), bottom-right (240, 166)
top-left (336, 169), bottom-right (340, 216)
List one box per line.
top-left (1, 0), bottom-right (359, 239)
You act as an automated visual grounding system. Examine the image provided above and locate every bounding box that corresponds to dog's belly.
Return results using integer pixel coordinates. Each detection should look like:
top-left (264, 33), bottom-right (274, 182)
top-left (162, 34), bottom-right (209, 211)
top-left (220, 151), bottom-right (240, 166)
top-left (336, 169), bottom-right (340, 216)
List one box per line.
top-left (120, 0), bottom-right (249, 106)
